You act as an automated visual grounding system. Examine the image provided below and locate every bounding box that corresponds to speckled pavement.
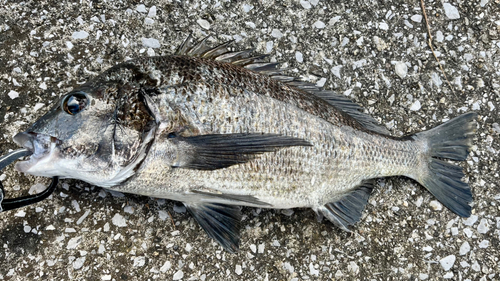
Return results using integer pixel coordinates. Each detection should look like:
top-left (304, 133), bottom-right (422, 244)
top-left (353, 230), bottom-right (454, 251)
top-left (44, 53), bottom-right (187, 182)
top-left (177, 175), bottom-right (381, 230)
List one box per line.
top-left (0, 0), bottom-right (499, 280)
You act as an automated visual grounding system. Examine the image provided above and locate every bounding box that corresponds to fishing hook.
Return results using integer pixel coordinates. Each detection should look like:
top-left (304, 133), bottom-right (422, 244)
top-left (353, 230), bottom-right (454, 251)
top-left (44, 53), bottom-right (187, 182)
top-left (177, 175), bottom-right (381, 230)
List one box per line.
top-left (0, 148), bottom-right (58, 212)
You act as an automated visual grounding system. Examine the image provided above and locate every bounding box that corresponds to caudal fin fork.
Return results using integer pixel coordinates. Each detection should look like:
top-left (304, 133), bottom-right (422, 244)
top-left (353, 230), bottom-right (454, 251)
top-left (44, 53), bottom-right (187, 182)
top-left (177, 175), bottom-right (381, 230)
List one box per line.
top-left (415, 112), bottom-right (478, 217)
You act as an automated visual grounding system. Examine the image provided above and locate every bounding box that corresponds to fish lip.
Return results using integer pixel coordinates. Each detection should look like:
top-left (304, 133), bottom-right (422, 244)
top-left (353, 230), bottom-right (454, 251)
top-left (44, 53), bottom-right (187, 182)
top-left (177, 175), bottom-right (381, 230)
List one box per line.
top-left (13, 132), bottom-right (61, 173)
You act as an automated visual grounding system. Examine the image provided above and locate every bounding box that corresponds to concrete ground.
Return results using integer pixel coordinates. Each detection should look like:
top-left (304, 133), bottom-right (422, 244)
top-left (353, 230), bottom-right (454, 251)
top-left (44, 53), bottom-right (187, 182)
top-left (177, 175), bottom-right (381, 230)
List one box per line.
top-left (0, 0), bottom-right (499, 280)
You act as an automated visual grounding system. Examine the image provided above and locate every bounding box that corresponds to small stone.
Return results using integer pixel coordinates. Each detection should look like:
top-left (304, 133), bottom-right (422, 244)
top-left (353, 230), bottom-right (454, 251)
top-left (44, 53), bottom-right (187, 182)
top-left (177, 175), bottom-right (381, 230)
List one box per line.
top-left (478, 240), bottom-right (489, 248)
top-left (73, 257), bottom-right (86, 270)
top-left (235, 265), bottom-right (243, 275)
top-left (443, 3), bottom-right (460, 20)
top-left (300, 0), bottom-right (311, 9)
top-left (112, 213), bottom-right (127, 227)
top-left (173, 204), bottom-right (186, 213)
top-left (395, 61), bottom-right (407, 78)
top-left (133, 256), bottom-right (146, 267)
top-left (443, 272), bottom-right (454, 279)
top-left (348, 261), bottom-right (359, 274)
top-left (314, 20), bottom-right (325, 29)
top-left (160, 261), bottom-right (171, 272)
top-left (309, 263), bottom-right (319, 276)
top-left (411, 15), bottom-right (422, 23)
top-left (436, 31), bottom-right (444, 42)
top-left (24, 225), bottom-right (32, 233)
top-left (258, 243), bottom-right (265, 253)
top-left (459, 242), bottom-right (470, 255)
top-left (136, 4), bottom-right (147, 13)
top-left (173, 270), bottom-right (184, 280)
top-left (144, 18), bottom-right (154, 25)
top-left (419, 273), bottom-right (429, 280)
top-left (331, 65), bottom-right (342, 79)
top-left (72, 31), bottom-right (89, 39)
top-left (429, 200), bottom-right (442, 211)
top-left (67, 236), bottom-right (82, 249)
top-left (8, 90), bottom-right (19, 99)
top-left (197, 19), bottom-right (210, 30)
top-left (250, 244), bottom-right (257, 253)
top-left (477, 219), bottom-right (489, 233)
top-left (379, 22), bottom-right (389, 31)
top-left (271, 29), bottom-right (283, 39)
top-left (410, 100), bottom-right (421, 111)
top-left (463, 215), bottom-right (478, 226)
top-left (158, 210), bottom-right (170, 221)
top-left (440, 255), bottom-right (456, 271)
top-left (242, 4), bottom-right (253, 13)
top-left (141, 38), bottom-right (160, 48)
top-left (148, 6), bottom-right (157, 17)
top-left (295, 51), bottom-right (303, 63)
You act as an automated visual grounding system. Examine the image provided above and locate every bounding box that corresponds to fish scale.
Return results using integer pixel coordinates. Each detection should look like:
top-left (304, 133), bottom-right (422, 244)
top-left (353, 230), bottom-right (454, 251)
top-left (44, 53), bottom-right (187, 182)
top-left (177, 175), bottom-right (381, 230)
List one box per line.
top-left (9, 37), bottom-right (477, 253)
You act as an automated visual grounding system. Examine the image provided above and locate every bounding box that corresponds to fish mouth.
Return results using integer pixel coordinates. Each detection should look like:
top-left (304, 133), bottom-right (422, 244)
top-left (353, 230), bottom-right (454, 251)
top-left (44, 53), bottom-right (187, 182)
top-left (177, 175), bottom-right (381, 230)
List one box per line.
top-left (13, 132), bottom-right (61, 174)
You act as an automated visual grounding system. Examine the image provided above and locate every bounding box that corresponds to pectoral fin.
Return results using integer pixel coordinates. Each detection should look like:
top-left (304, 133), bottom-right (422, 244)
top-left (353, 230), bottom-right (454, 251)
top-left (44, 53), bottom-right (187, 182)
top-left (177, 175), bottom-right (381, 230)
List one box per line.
top-left (317, 181), bottom-right (374, 231)
top-left (170, 133), bottom-right (311, 170)
top-left (184, 202), bottom-right (241, 253)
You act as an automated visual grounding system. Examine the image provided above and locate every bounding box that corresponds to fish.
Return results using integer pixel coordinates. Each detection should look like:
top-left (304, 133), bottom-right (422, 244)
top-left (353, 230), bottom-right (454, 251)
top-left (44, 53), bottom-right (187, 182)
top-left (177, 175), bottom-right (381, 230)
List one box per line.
top-left (11, 36), bottom-right (477, 253)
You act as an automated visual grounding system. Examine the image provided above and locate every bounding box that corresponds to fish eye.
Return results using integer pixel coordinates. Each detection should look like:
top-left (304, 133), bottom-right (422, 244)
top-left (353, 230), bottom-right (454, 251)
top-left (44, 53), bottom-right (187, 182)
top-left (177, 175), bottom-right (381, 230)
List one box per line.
top-left (63, 92), bottom-right (88, 115)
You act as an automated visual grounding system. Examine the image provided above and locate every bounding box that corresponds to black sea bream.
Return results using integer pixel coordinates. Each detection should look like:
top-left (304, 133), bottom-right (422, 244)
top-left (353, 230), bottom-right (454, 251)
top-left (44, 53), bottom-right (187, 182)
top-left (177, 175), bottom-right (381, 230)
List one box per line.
top-left (12, 37), bottom-right (477, 252)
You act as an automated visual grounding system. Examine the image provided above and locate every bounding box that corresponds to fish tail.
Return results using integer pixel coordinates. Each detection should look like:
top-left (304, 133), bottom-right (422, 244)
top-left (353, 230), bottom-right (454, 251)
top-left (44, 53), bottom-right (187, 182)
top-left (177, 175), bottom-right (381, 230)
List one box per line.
top-left (413, 112), bottom-right (477, 217)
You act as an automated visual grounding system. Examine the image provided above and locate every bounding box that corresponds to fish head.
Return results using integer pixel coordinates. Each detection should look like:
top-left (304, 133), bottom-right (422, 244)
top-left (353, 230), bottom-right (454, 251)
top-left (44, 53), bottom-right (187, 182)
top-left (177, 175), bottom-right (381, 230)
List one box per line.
top-left (13, 83), bottom-right (156, 186)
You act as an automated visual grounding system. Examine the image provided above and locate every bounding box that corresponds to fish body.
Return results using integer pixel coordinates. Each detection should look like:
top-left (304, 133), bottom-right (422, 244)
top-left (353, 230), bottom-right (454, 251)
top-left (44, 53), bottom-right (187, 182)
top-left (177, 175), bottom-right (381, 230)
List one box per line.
top-left (12, 37), bottom-right (477, 252)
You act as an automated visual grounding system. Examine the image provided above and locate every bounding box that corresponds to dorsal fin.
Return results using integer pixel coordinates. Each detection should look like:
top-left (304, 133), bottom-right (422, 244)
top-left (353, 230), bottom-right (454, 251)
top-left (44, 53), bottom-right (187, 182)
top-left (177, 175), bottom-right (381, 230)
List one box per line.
top-left (174, 36), bottom-right (390, 135)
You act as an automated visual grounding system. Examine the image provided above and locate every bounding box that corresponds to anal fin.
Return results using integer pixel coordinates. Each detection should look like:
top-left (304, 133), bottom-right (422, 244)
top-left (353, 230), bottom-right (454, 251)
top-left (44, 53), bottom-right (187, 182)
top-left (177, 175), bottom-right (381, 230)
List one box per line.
top-left (184, 202), bottom-right (241, 253)
top-left (317, 181), bottom-right (373, 231)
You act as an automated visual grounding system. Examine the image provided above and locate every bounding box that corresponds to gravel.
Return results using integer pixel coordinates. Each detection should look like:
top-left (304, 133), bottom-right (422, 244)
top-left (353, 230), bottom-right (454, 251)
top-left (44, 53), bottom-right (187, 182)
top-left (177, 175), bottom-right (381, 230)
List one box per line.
top-left (0, 0), bottom-right (499, 280)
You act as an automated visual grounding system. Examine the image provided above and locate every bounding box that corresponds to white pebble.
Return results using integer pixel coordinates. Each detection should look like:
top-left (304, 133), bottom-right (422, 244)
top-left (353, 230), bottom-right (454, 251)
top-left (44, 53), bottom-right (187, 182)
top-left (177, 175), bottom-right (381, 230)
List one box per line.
top-left (419, 273), bottom-right (429, 280)
top-left (133, 256), bottom-right (146, 267)
top-left (429, 200), bottom-right (442, 211)
top-left (144, 18), bottom-right (154, 25)
top-left (67, 236), bottom-right (82, 249)
top-left (66, 41), bottom-right (74, 49)
top-left (410, 100), bottom-right (421, 111)
top-left (379, 22), bottom-right (389, 31)
top-left (33, 103), bottom-right (45, 112)
top-left (160, 261), bottom-right (171, 272)
top-left (24, 225), bottom-right (32, 233)
top-left (348, 261), bottom-right (359, 274)
top-left (266, 41), bottom-right (274, 54)
top-left (250, 244), bottom-right (257, 253)
top-left (295, 51), bottom-right (303, 63)
top-left (477, 219), bottom-right (489, 233)
top-left (197, 19), bottom-right (211, 30)
top-left (245, 22), bottom-right (256, 29)
top-left (271, 29), bottom-right (283, 39)
top-left (395, 61), bottom-right (408, 78)
top-left (314, 20), bottom-right (325, 29)
top-left (136, 4), bottom-right (147, 13)
top-left (73, 257), bottom-right (86, 270)
top-left (316, 78), bottom-right (327, 87)
top-left (8, 90), bottom-right (19, 99)
top-left (459, 242), bottom-right (470, 255)
top-left (463, 215), bottom-right (478, 226)
top-left (258, 243), bottom-right (265, 253)
top-left (158, 210), bottom-right (170, 221)
top-left (72, 31), bottom-right (89, 40)
top-left (112, 213), bottom-right (127, 227)
top-left (443, 272), bottom-right (454, 279)
top-left (436, 31), bottom-right (444, 42)
top-left (443, 3), bottom-right (460, 20)
top-left (235, 265), bottom-right (243, 275)
top-left (309, 263), bottom-right (320, 276)
top-left (148, 6), bottom-right (157, 17)
top-left (411, 15), bottom-right (422, 23)
top-left (300, 0), bottom-right (312, 9)
top-left (478, 240), bottom-right (489, 248)
top-left (101, 275), bottom-right (111, 280)
top-left (242, 4), bottom-right (253, 13)
top-left (173, 270), bottom-right (184, 280)
top-left (440, 255), bottom-right (456, 271)
top-left (331, 65), bottom-right (342, 79)
top-left (141, 38), bottom-right (160, 48)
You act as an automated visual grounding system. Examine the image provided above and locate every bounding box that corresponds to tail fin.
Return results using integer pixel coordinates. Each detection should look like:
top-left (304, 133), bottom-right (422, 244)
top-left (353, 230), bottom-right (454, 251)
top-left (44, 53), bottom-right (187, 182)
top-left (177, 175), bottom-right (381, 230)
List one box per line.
top-left (414, 112), bottom-right (477, 217)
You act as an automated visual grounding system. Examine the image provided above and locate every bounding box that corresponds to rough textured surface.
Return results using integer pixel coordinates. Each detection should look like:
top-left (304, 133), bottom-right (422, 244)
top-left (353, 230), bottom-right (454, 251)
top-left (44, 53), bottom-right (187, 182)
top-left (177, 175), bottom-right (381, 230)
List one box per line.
top-left (0, 0), bottom-right (499, 280)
